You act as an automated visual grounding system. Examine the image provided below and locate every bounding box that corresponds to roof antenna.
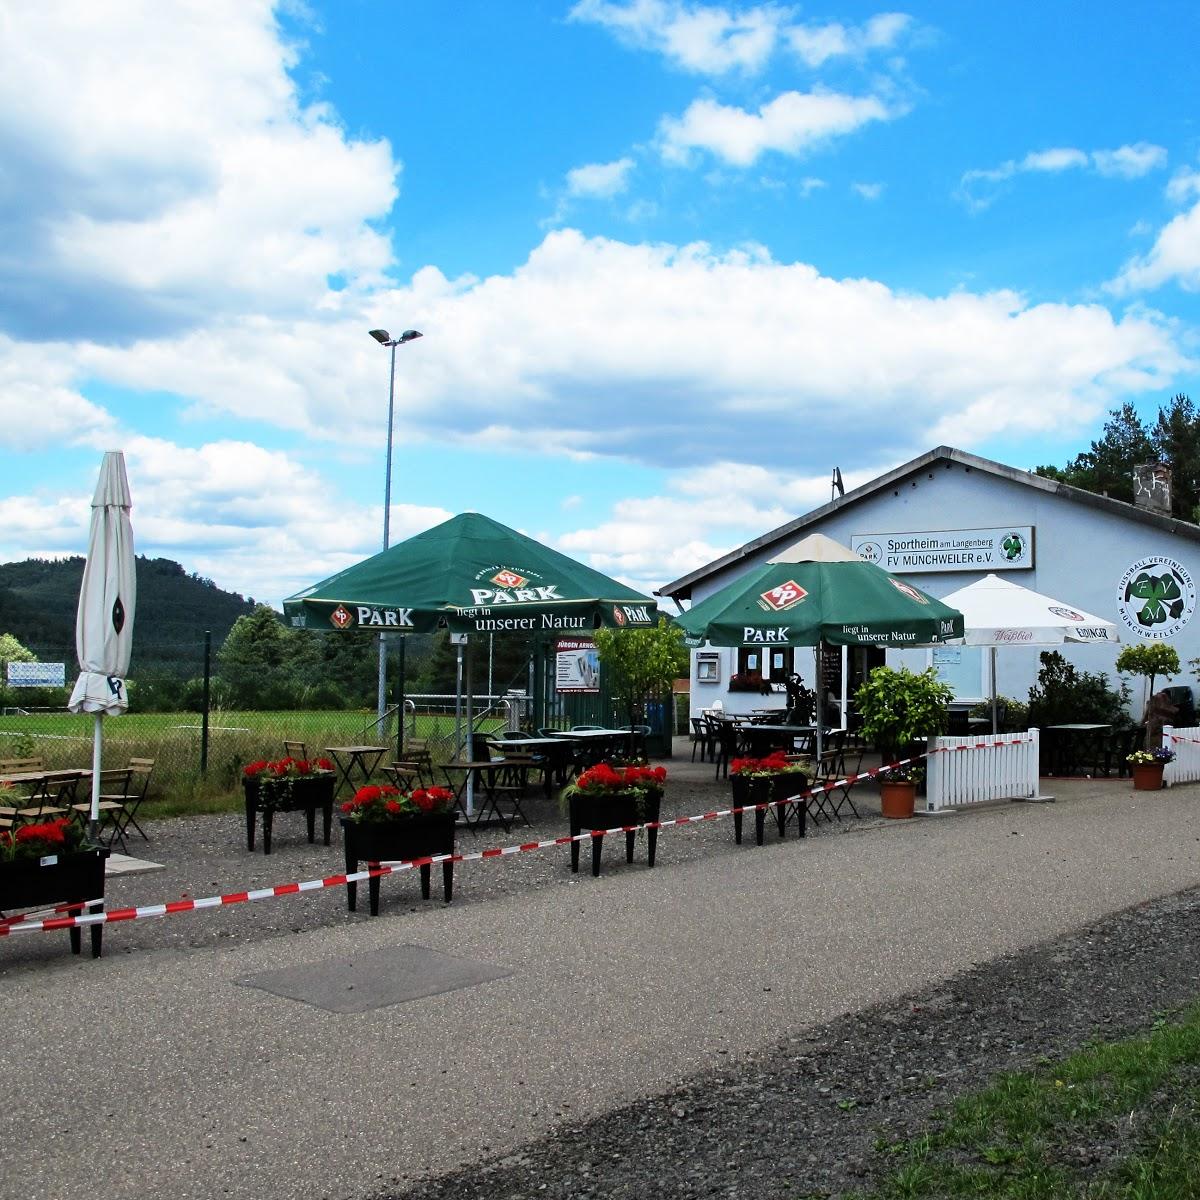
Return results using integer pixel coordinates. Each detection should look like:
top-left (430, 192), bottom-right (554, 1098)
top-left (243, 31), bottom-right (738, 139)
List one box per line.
top-left (831, 466), bottom-right (844, 499)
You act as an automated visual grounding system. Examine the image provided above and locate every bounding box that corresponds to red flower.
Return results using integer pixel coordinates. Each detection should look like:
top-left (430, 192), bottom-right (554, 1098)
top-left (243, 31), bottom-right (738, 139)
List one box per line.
top-left (385, 799), bottom-right (403, 814)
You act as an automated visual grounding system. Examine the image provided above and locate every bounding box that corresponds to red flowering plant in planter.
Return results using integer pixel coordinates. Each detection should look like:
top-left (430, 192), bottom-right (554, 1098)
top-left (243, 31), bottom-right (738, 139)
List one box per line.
top-left (0, 816), bottom-right (85, 862)
top-left (341, 784), bottom-right (456, 822)
top-left (242, 756), bottom-right (336, 811)
top-left (729, 751), bottom-right (811, 779)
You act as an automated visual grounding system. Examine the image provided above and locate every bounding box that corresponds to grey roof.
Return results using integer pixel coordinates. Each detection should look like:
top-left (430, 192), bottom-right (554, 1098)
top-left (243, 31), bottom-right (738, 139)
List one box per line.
top-left (657, 444), bottom-right (1200, 602)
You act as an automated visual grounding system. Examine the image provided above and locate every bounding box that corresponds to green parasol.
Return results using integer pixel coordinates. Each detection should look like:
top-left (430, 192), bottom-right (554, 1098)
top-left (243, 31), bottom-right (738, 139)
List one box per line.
top-left (673, 534), bottom-right (964, 761)
top-left (283, 511), bottom-right (658, 636)
top-left (674, 533), bottom-right (962, 649)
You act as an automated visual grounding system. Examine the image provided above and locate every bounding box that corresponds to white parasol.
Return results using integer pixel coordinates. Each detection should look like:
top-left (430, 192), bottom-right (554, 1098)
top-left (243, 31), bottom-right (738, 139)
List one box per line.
top-left (68, 452), bottom-right (137, 835)
top-left (939, 574), bottom-right (1119, 731)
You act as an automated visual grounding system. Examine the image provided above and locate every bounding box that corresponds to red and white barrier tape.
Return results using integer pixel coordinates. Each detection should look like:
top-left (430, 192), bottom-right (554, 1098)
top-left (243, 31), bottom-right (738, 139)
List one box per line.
top-left (1, 736), bottom-right (1027, 939)
top-left (1167, 731), bottom-right (1200, 746)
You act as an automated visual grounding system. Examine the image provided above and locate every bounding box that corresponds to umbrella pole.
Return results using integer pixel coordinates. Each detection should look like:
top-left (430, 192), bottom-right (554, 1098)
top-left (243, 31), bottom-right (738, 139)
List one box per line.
top-left (89, 713), bottom-right (103, 843)
top-left (815, 643), bottom-right (824, 764)
top-left (991, 646), bottom-right (999, 735)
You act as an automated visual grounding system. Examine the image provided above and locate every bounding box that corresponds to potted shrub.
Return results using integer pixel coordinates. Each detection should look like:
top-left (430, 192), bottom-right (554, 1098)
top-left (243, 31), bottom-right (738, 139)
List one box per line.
top-left (1127, 746), bottom-right (1175, 791)
top-left (729, 752), bottom-right (810, 845)
top-left (0, 817), bottom-right (109, 957)
top-left (242, 755), bottom-right (337, 854)
top-left (855, 666), bottom-right (953, 819)
top-left (340, 783), bottom-right (458, 914)
top-left (560, 760), bottom-right (667, 877)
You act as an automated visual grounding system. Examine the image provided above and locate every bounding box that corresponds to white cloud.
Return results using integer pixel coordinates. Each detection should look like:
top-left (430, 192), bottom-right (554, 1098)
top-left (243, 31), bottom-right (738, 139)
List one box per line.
top-left (0, 0), bottom-right (398, 342)
top-left (566, 157), bottom-right (637, 198)
top-left (568, 0), bottom-right (786, 75)
top-left (1109, 196), bottom-right (1200, 295)
top-left (660, 90), bottom-right (893, 166)
top-left (785, 12), bottom-right (913, 67)
top-left (1093, 142), bottom-right (1169, 179)
top-left (1166, 168), bottom-right (1200, 205)
top-left (852, 181), bottom-right (885, 200)
top-left (0, 433), bottom-right (454, 604)
top-left (959, 143), bottom-right (1168, 210)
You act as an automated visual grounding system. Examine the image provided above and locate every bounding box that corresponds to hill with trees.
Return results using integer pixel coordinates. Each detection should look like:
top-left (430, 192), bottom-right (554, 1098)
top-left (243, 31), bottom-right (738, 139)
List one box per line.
top-left (0, 555), bottom-right (257, 673)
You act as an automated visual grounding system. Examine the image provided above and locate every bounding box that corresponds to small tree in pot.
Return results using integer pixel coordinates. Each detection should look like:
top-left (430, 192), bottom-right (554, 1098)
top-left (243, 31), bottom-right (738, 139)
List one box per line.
top-left (854, 666), bottom-right (953, 818)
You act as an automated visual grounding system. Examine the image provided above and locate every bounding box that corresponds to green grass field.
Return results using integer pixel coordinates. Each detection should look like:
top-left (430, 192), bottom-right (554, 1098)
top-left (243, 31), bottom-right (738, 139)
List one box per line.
top-left (0, 708), bottom-right (507, 813)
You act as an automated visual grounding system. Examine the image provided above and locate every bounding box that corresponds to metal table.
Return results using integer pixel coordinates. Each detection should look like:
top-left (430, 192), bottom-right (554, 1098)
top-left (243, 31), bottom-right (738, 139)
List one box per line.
top-left (323, 745), bottom-right (389, 799)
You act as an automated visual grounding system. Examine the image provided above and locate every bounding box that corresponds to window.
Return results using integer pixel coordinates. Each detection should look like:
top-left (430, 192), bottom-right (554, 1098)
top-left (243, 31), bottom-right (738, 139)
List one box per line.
top-left (738, 646), bottom-right (794, 682)
top-left (930, 646), bottom-right (984, 701)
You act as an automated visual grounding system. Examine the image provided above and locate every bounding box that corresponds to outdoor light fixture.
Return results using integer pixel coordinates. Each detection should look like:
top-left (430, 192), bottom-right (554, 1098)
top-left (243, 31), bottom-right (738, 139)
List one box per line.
top-left (371, 325), bottom-right (424, 720)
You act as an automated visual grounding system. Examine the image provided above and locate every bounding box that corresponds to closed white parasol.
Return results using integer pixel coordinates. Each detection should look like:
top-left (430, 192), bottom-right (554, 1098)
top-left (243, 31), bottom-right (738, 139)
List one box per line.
top-left (68, 452), bottom-right (137, 835)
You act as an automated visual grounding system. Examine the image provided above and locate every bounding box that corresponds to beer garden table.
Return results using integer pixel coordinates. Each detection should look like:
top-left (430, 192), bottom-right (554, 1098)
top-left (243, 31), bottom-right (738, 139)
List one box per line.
top-left (322, 745), bottom-right (389, 799)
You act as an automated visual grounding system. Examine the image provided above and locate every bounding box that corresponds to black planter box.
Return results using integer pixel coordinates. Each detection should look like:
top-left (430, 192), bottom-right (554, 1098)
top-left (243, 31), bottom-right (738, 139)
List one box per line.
top-left (0, 846), bottom-right (110, 958)
top-left (243, 773), bottom-right (336, 855)
top-left (569, 791), bottom-right (662, 877)
top-left (730, 774), bottom-right (807, 845)
top-left (341, 812), bottom-right (456, 915)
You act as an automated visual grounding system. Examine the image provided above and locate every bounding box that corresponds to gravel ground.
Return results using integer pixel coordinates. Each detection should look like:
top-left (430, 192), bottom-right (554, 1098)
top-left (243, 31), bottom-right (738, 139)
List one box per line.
top-left (7, 744), bottom-right (1197, 1200)
top-left (382, 885), bottom-right (1200, 1200)
top-left (0, 745), bottom-right (888, 968)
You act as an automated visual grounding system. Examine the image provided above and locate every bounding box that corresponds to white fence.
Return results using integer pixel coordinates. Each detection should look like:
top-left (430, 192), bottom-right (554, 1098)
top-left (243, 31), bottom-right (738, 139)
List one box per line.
top-left (1163, 725), bottom-right (1200, 787)
top-left (924, 729), bottom-right (1041, 812)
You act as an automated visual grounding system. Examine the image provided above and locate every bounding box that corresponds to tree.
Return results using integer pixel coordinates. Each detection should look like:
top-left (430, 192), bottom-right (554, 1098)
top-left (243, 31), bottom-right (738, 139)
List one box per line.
top-left (593, 618), bottom-right (690, 748)
top-left (1115, 642), bottom-right (1181, 711)
top-left (0, 632), bottom-right (36, 707)
top-left (1151, 393), bottom-right (1200, 521)
top-left (1034, 394), bottom-right (1200, 520)
top-left (1034, 401), bottom-right (1152, 503)
top-left (217, 605), bottom-right (299, 708)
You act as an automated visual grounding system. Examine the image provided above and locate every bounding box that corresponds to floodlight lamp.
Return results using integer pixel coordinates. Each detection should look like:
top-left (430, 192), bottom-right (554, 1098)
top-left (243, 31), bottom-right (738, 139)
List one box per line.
top-left (398, 329), bottom-right (423, 343)
top-left (368, 329), bottom-right (391, 344)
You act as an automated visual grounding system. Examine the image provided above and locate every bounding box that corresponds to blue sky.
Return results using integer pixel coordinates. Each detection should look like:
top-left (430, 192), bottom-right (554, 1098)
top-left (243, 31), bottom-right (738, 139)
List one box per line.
top-left (2, 0), bottom-right (1198, 607)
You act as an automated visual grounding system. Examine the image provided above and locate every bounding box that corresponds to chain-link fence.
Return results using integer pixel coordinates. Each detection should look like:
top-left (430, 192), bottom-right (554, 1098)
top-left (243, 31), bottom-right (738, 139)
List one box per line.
top-left (1, 633), bottom-right (684, 799)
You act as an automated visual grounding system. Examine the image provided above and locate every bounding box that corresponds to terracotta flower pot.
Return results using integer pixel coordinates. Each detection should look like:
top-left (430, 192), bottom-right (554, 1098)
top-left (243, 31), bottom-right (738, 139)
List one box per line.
top-left (1132, 762), bottom-right (1165, 791)
top-left (879, 779), bottom-right (917, 819)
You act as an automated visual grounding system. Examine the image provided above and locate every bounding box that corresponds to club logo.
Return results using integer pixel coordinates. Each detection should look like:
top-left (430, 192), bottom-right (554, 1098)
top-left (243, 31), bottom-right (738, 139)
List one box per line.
top-left (758, 580), bottom-right (808, 612)
top-left (1047, 605), bottom-right (1086, 621)
top-left (889, 578), bottom-right (929, 604)
top-left (1116, 555), bottom-right (1196, 640)
top-left (1000, 531), bottom-right (1028, 563)
top-left (330, 605), bottom-right (353, 630)
top-left (492, 569), bottom-right (528, 589)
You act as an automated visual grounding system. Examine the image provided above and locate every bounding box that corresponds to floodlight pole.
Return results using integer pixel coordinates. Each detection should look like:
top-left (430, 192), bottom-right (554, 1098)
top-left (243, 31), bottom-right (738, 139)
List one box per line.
top-left (370, 327), bottom-right (423, 723)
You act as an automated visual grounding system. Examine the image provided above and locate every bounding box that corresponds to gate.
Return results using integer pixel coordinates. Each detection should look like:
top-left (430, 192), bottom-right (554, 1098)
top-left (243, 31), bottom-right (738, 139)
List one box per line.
top-left (925, 729), bottom-right (1041, 811)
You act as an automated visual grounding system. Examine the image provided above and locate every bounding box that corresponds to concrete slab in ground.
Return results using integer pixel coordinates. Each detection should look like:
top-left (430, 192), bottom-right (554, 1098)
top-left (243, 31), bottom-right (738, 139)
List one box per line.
top-left (236, 942), bottom-right (513, 1013)
top-left (105, 852), bottom-right (164, 876)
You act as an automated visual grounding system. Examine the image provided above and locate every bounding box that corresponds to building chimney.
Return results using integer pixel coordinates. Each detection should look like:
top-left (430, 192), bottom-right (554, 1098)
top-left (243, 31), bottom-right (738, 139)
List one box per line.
top-left (1133, 462), bottom-right (1171, 514)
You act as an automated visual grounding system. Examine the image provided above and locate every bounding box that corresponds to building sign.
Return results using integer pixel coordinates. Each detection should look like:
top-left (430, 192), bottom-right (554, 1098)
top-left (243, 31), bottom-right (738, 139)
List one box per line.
top-left (1116, 555), bottom-right (1196, 640)
top-left (6, 662), bottom-right (66, 687)
top-left (555, 638), bottom-right (599, 692)
top-left (851, 527), bottom-right (1033, 573)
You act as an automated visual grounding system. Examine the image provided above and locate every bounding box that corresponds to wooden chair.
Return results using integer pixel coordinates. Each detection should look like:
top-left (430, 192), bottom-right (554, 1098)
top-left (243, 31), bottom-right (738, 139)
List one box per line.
top-left (70, 768), bottom-right (133, 841)
top-left (383, 761), bottom-right (424, 790)
top-left (480, 755), bottom-right (534, 831)
top-left (16, 770), bottom-right (81, 824)
top-left (403, 737), bottom-right (434, 778)
top-left (283, 741), bottom-right (307, 760)
top-left (95, 758), bottom-right (154, 851)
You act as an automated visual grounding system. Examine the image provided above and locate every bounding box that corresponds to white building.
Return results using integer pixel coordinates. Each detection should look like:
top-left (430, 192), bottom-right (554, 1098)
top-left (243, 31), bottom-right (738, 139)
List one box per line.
top-left (658, 446), bottom-right (1200, 723)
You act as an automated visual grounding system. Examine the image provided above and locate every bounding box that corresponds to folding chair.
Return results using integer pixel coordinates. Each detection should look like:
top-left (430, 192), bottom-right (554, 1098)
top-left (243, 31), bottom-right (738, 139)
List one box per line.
top-left (383, 761), bottom-right (424, 790)
top-left (101, 758), bottom-right (154, 851)
top-left (712, 721), bottom-right (741, 781)
top-left (283, 740), bottom-right (307, 759)
top-left (403, 737), bottom-right (434, 779)
top-left (16, 771), bottom-right (81, 824)
top-left (70, 767), bottom-right (133, 841)
top-left (817, 735), bottom-right (864, 821)
top-left (480, 755), bottom-right (534, 831)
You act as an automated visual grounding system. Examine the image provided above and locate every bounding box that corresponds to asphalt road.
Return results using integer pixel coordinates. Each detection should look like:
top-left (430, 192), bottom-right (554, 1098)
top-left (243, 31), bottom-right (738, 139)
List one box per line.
top-left (5, 769), bottom-right (1199, 1200)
